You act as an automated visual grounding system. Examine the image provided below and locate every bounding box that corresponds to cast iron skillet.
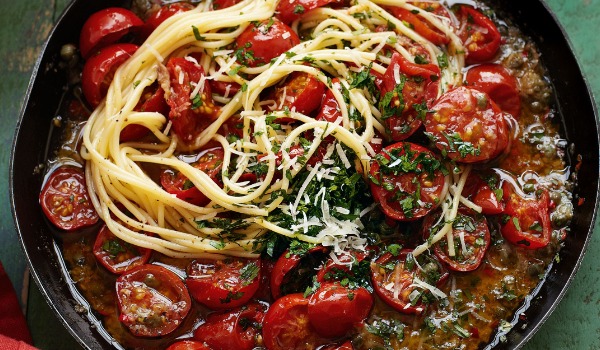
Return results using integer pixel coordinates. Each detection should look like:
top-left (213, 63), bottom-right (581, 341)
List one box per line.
top-left (10, 0), bottom-right (599, 349)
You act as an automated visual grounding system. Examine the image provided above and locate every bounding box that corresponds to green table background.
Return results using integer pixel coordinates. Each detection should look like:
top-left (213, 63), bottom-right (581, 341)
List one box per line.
top-left (1, 1), bottom-right (598, 349)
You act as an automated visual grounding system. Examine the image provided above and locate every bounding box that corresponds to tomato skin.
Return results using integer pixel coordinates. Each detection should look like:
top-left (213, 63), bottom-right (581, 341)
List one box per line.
top-left (316, 250), bottom-right (368, 283)
top-left (166, 340), bottom-right (211, 350)
top-left (267, 72), bottom-right (326, 119)
top-left (321, 341), bottom-right (354, 350)
top-left (462, 171), bottom-right (505, 215)
top-left (276, 0), bottom-right (342, 25)
top-left (186, 258), bottom-right (261, 310)
top-left (166, 57), bottom-right (219, 143)
top-left (387, 7), bottom-right (449, 45)
top-left (307, 283), bottom-right (373, 338)
top-left (143, 3), bottom-right (195, 37)
top-left (369, 142), bottom-right (446, 221)
top-left (93, 225), bottom-right (152, 274)
top-left (262, 294), bottom-right (325, 350)
top-left (380, 52), bottom-right (440, 141)
top-left (465, 64), bottom-right (521, 118)
top-left (81, 43), bottom-right (138, 107)
top-left (457, 6), bottom-right (501, 64)
top-left (271, 246), bottom-right (328, 300)
top-left (210, 80), bottom-right (241, 97)
top-left (213, 0), bottom-right (242, 10)
top-left (422, 210), bottom-right (491, 272)
top-left (316, 78), bottom-right (342, 123)
top-left (39, 167), bottom-right (99, 231)
top-left (160, 147), bottom-right (224, 206)
top-left (79, 7), bottom-right (143, 59)
top-left (424, 86), bottom-right (509, 163)
top-left (120, 85), bottom-right (169, 142)
top-left (234, 19), bottom-right (300, 67)
top-left (193, 302), bottom-right (267, 350)
top-left (116, 264), bottom-right (191, 337)
top-left (501, 184), bottom-right (552, 249)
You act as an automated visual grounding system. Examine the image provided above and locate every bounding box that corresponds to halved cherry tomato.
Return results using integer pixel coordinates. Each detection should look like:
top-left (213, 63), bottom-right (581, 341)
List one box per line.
top-left (457, 6), bottom-right (501, 64)
top-left (462, 171), bottom-right (505, 215)
top-left (39, 167), bottom-right (98, 231)
top-left (276, 0), bottom-right (342, 25)
top-left (166, 57), bottom-right (219, 143)
top-left (369, 142), bottom-right (446, 221)
top-left (143, 3), bottom-right (195, 37)
top-left (422, 209), bottom-right (491, 272)
top-left (166, 340), bottom-right (211, 350)
top-left (370, 250), bottom-right (447, 314)
top-left (160, 147), bottom-right (224, 206)
top-left (234, 18), bottom-right (300, 67)
top-left (380, 52), bottom-right (440, 141)
top-left (387, 7), bottom-right (449, 45)
top-left (465, 63), bottom-right (521, 118)
top-left (116, 264), bottom-right (191, 337)
top-left (271, 246), bottom-right (328, 300)
top-left (79, 7), bottom-right (143, 59)
top-left (186, 257), bottom-right (261, 309)
top-left (424, 86), bottom-right (509, 163)
top-left (316, 250), bottom-right (368, 283)
top-left (307, 283), bottom-right (373, 338)
top-left (501, 183), bottom-right (552, 249)
top-left (193, 302), bottom-right (267, 349)
top-left (120, 84), bottom-right (169, 142)
top-left (266, 72), bottom-right (326, 119)
top-left (210, 79), bottom-right (241, 97)
top-left (213, 0), bottom-right (242, 10)
top-left (262, 294), bottom-right (326, 350)
top-left (93, 225), bottom-right (152, 274)
top-left (321, 341), bottom-right (354, 350)
top-left (81, 43), bottom-right (138, 107)
top-left (316, 78), bottom-right (342, 123)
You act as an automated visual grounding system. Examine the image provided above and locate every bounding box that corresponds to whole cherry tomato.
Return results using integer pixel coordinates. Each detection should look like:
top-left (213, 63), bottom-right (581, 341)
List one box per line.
top-left (81, 43), bottom-right (138, 107)
top-left (466, 63), bottom-right (521, 118)
top-left (307, 283), bottom-right (373, 338)
top-left (93, 225), bottom-right (152, 274)
top-left (39, 167), bottom-right (99, 231)
top-left (193, 302), bottom-right (267, 350)
top-left (369, 142), bottom-right (446, 221)
top-left (166, 340), bottom-right (211, 350)
top-left (457, 6), bottom-right (502, 64)
top-left (213, 0), bottom-right (242, 10)
top-left (501, 183), bottom-right (552, 249)
top-left (234, 18), bottom-right (300, 67)
top-left (116, 264), bottom-right (191, 337)
top-left (186, 257), bottom-right (261, 309)
top-left (160, 147), bottom-right (224, 206)
top-left (143, 3), bottom-right (195, 37)
top-left (424, 86), bottom-right (509, 163)
top-left (262, 294), bottom-right (326, 350)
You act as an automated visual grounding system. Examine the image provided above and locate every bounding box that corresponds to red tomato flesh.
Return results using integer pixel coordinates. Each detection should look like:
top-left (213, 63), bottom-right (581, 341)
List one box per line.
top-left (465, 63), bottom-right (521, 118)
top-left (501, 184), bottom-right (552, 249)
top-left (93, 225), bottom-right (152, 275)
top-left (166, 340), bottom-right (211, 350)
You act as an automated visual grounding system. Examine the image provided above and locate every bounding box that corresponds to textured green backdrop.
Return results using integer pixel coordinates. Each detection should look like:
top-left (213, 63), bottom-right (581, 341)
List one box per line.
top-left (0, 0), bottom-right (598, 349)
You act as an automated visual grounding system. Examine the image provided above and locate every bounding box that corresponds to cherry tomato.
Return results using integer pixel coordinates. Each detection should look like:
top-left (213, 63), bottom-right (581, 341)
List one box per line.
top-left (501, 183), bottom-right (552, 249)
top-left (166, 340), bottom-right (211, 350)
top-left (210, 79), bottom-right (241, 97)
top-left (457, 6), bottom-right (501, 64)
top-left (160, 147), bottom-right (224, 206)
top-left (234, 18), bottom-right (300, 67)
top-left (213, 0), bottom-right (242, 10)
top-left (422, 209), bottom-right (491, 272)
top-left (380, 52), bottom-right (440, 141)
top-left (307, 283), bottom-right (373, 338)
top-left (316, 78), bottom-right (342, 123)
top-left (266, 72), bottom-right (326, 119)
top-left (93, 225), bottom-right (152, 274)
top-left (81, 43), bottom-right (138, 107)
top-left (262, 294), bottom-right (325, 350)
top-left (166, 57), bottom-right (219, 143)
top-left (462, 171), bottom-right (505, 215)
top-left (369, 142), bottom-right (446, 221)
top-left (424, 86), bottom-right (509, 163)
top-left (120, 84), bottom-right (169, 142)
top-left (316, 250), bottom-right (368, 283)
top-left (186, 257), bottom-right (261, 310)
top-left (271, 246), bottom-right (328, 300)
top-left (79, 7), bottom-right (143, 59)
top-left (370, 250), bottom-right (447, 314)
top-left (116, 264), bottom-right (191, 337)
top-left (39, 167), bottom-right (98, 231)
top-left (387, 7), bottom-right (449, 45)
top-left (143, 3), bottom-right (195, 37)
top-left (193, 302), bottom-right (267, 350)
top-left (321, 341), bottom-right (354, 350)
top-left (465, 63), bottom-right (521, 118)
top-left (276, 0), bottom-right (342, 25)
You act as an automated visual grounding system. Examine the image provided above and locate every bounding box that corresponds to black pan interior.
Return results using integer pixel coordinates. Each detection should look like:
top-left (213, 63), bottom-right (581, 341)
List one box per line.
top-left (10, 1), bottom-right (599, 349)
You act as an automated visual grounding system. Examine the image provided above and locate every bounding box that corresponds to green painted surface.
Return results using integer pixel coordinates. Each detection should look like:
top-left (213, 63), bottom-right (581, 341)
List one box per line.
top-left (0, 0), bottom-right (598, 349)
